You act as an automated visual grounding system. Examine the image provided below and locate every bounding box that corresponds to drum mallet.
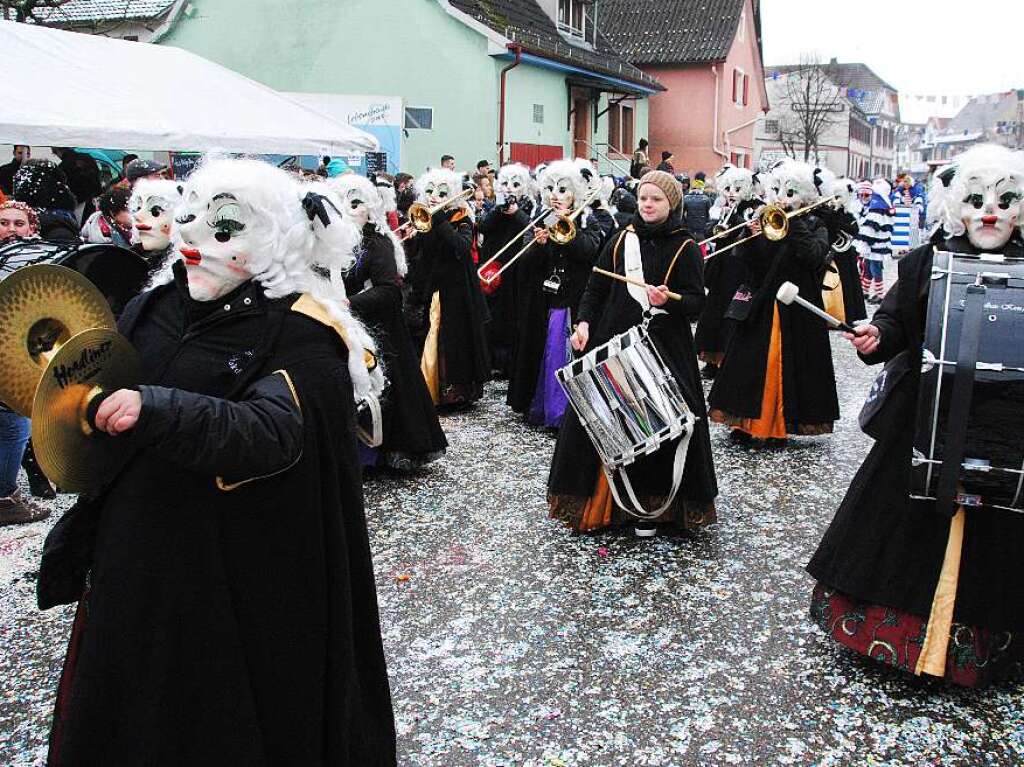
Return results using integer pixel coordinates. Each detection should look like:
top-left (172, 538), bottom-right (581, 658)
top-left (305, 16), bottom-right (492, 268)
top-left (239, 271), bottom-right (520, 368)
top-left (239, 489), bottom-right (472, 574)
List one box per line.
top-left (592, 267), bottom-right (682, 301)
top-left (776, 281), bottom-right (857, 333)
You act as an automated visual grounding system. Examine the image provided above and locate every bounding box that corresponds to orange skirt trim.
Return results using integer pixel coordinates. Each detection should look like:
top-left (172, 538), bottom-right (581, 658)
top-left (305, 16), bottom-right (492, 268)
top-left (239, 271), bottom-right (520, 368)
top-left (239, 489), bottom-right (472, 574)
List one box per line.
top-left (578, 471), bottom-right (614, 532)
top-left (731, 304), bottom-right (786, 439)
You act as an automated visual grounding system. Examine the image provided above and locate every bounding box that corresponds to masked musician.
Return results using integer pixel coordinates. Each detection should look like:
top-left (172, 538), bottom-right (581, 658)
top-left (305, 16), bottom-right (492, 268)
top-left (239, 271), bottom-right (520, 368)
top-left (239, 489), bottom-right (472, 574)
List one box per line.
top-left (708, 159), bottom-right (839, 447)
top-left (476, 163), bottom-right (536, 377)
top-left (506, 159), bottom-right (603, 427)
top-left (548, 170), bottom-right (717, 536)
top-left (405, 168), bottom-right (490, 406)
top-left (129, 177), bottom-right (183, 278)
top-left (38, 158), bottom-right (397, 764)
top-left (695, 164), bottom-right (761, 379)
top-left (818, 175), bottom-right (867, 325)
top-left (808, 144), bottom-right (1024, 687)
top-left (326, 173), bottom-right (447, 470)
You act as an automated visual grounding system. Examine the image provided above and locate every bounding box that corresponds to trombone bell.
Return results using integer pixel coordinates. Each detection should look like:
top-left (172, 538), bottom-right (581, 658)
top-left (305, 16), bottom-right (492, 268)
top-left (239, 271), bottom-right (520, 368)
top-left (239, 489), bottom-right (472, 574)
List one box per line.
top-left (407, 203), bottom-right (433, 234)
top-left (760, 205), bottom-right (789, 242)
top-left (548, 216), bottom-right (576, 245)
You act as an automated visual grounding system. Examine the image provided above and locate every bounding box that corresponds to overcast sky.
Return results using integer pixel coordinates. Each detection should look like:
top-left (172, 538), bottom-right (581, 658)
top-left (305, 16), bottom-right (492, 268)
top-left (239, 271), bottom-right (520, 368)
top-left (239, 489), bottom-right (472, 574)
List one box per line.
top-left (761, 0), bottom-right (1024, 95)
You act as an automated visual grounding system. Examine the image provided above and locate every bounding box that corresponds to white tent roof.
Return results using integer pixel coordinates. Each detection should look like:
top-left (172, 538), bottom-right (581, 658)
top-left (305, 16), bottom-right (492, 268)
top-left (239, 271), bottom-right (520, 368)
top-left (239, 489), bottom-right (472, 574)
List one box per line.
top-left (0, 21), bottom-right (378, 156)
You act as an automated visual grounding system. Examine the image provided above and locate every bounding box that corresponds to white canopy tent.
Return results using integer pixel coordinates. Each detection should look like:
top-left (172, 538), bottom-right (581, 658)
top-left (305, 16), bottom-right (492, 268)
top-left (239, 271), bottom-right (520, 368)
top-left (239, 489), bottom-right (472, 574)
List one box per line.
top-left (0, 21), bottom-right (378, 157)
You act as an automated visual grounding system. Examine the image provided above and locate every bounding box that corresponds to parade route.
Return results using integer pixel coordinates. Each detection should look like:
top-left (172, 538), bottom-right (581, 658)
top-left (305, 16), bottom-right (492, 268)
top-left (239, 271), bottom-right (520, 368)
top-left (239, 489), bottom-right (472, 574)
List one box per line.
top-left (3, 328), bottom-right (1022, 766)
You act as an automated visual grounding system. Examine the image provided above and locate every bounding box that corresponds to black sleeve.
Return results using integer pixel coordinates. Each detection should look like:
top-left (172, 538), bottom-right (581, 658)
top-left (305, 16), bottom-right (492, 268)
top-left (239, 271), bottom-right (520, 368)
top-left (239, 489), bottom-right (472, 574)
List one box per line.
top-left (787, 216), bottom-right (830, 271)
top-left (859, 277), bottom-right (907, 365)
top-left (131, 371), bottom-right (304, 487)
top-left (429, 215), bottom-right (473, 262)
top-left (661, 240), bottom-right (705, 320)
top-left (365, 235), bottom-right (400, 287)
top-left (476, 207), bottom-right (503, 235)
top-left (577, 233), bottom-right (621, 326)
top-left (558, 219), bottom-right (603, 265)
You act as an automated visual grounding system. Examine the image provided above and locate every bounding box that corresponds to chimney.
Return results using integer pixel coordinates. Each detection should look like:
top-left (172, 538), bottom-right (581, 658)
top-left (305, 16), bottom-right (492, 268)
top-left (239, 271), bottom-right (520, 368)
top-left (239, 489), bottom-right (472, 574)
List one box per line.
top-left (830, 57), bottom-right (839, 66)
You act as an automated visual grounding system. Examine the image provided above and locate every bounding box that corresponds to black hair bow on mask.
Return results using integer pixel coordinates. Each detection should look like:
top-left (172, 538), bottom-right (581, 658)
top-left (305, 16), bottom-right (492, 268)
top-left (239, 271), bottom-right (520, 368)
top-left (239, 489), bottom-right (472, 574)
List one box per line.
top-left (302, 191), bottom-right (342, 228)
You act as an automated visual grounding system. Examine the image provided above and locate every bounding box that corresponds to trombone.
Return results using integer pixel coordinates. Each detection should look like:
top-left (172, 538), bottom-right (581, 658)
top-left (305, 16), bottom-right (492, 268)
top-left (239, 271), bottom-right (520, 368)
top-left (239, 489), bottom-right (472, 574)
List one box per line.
top-left (397, 187), bottom-right (476, 241)
top-left (706, 196), bottom-right (841, 259)
top-left (474, 204), bottom-right (554, 278)
top-left (478, 188), bottom-right (601, 286)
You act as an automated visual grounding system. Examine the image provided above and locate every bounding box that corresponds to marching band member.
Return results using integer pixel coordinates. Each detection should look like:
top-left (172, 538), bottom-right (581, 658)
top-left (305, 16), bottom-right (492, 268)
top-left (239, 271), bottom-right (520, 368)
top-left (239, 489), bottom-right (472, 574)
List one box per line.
top-left (129, 177), bottom-right (183, 278)
top-left (708, 159), bottom-right (839, 447)
top-left (695, 164), bottom-right (761, 379)
top-left (854, 178), bottom-right (894, 304)
top-left (476, 163), bottom-right (536, 377)
top-left (327, 174), bottom-right (447, 470)
top-left (818, 176), bottom-right (867, 325)
top-left (407, 167), bottom-right (490, 406)
top-left (506, 159), bottom-right (602, 427)
top-left (548, 170), bottom-right (717, 535)
top-left (808, 144), bottom-right (1024, 687)
top-left (38, 157), bottom-right (397, 763)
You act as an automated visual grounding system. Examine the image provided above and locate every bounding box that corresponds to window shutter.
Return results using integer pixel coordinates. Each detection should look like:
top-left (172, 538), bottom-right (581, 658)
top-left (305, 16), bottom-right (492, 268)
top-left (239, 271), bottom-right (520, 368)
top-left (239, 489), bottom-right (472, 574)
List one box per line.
top-left (732, 70), bottom-right (738, 103)
top-left (743, 74), bottom-right (749, 106)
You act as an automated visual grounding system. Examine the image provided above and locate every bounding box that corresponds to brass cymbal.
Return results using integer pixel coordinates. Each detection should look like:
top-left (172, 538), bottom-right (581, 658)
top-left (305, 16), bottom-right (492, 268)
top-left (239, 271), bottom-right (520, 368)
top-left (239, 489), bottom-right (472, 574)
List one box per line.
top-left (32, 328), bottom-right (141, 495)
top-left (0, 264), bottom-right (115, 416)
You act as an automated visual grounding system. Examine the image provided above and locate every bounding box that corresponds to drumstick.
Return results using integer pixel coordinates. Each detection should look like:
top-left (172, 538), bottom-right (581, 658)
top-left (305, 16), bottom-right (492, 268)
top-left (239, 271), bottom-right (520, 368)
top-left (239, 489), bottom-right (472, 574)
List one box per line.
top-left (591, 267), bottom-right (682, 301)
top-left (776, 281), bottom-right (857, 333)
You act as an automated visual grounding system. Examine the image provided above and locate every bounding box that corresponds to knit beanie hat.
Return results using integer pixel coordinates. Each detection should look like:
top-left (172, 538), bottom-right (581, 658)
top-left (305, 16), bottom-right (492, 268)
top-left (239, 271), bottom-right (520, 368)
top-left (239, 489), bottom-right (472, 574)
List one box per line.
top-left (12, 160), bottom-right (76, 212)
top-left (638, 170), bottom-right (683, 211)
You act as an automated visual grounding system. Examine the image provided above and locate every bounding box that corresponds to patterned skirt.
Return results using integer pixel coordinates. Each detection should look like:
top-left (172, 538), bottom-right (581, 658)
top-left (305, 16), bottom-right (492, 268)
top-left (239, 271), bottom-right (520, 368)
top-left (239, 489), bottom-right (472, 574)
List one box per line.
top-left (810, 582), bottom-right (1024, 688)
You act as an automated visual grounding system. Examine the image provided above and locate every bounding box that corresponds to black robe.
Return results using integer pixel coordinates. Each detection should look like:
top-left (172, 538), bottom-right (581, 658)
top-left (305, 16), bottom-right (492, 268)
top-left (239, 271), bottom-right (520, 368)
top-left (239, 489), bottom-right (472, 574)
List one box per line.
top-left (346, 225), bottom-right (447, 467)
top-left (708, 214), bottom-right (840, 432)
top-left (506, 217), bottom-right (602, 414)
top-left (807, 235), bottom-right (1024, 631)
top-left (694, 201), bottom-right (757, 361)
top-left (548, 219), bottom-right (718, 522)
top-left (40, 265), bottom-right (396, 766)
top-left (819, 207), bottom-right (867, 324)
top-left (476, 201), bottom-right (535, 377)
top-left (407, 207), bottom-right (490, 402)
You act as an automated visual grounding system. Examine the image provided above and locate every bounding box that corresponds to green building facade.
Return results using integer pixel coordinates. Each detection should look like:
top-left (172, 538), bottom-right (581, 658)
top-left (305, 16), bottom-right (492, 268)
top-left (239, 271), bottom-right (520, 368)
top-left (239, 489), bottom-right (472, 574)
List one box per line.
top-left (159, 0), bottom-right (659, 175)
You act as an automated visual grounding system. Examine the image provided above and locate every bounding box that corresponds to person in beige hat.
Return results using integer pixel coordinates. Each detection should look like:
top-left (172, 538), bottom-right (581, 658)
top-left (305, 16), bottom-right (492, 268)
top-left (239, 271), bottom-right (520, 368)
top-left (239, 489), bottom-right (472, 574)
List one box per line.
top-left (547, 168), bottom-right (718, 538)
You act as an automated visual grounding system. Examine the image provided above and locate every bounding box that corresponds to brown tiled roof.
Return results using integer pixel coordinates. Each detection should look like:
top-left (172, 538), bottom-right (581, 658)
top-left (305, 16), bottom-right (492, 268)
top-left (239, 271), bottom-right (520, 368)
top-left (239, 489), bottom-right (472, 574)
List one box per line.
top-left (768, 62), bottom-right (898, 118)
top-left (448, 0), bottom-right (663, 90)
top-left (598, 0), bottom-right (746, 65)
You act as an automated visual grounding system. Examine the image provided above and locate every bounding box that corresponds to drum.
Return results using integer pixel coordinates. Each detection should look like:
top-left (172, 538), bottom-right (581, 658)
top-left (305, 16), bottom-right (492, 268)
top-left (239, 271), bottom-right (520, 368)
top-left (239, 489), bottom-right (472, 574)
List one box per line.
top-left (0, 238), bottom-right (77, 279)
top-left (556, 320), bottom-right (696, 518)
top-left (911, 249), bottom-right (1024, 515)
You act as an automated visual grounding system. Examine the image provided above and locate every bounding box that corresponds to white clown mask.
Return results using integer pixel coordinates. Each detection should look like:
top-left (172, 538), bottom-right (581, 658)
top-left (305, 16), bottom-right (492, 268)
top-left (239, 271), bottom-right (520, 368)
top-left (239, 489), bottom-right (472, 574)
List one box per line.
top-left (129, 179), bottom-right (182, 252)
top-left (329, 175), bottom-right (379, 229)
top-left (495, 164), bottom-right (532, 206)
top-left (946, 145), bottom-right (1024, 251)
top-left (539, 160), bottom-right (588, 214)
top-left (766, 160), bottom-right (821, 212)
top-left (175, 187), bottom-right (256, 302)
top-left (415, 168), bottom-right (464, 211)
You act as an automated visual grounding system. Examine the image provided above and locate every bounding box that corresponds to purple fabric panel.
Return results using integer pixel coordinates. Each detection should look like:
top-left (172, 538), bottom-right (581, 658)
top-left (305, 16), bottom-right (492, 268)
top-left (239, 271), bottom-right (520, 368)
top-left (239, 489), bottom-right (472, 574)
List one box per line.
top-left (358, 442), bottom-right (379, 468)
top-left (527, 308), bottom-right (571, 428)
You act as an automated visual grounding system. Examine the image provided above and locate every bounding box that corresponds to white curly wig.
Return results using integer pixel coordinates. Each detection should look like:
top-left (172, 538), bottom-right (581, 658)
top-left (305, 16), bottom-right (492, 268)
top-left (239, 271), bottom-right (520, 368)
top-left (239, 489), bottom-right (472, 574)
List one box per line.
top-left (325, 174), bottom-right (408, 277)
top-left (937, 144), bottom-right (1024, 238)
top-left (766, 159), bottom-right (824, 208)
top-left (537, 159), bottom-right (592, 209)
top-left (495, 163), bottom-right (534, 201)
top-left (160, 156), bottom-right (384, 401)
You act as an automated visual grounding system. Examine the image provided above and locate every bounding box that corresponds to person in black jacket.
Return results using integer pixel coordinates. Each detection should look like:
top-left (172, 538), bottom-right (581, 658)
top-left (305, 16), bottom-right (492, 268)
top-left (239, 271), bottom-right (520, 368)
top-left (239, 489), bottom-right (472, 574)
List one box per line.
top-left (12, 159), bottom-right (81, 244)
top-left (808, 144), bottom-right (1024, 687)
top-left (407, 167), bottom-right (490, 406)
top-left (0, 144), bottom-right (30, 195)
top-left (506, 159), bottom-right (602, 426)
top-left (476, 163), bottom-right (537, 377)
top-left (37, 158), bottom-right (397, 765)
top-left (548, 170), bottom-right (717, 536)
top-left (683, 183), bottom-right (714, 239)
top-left (708, 159), bottom-right (839, 447)
top-left (327, 174), bottom-right (447, 470)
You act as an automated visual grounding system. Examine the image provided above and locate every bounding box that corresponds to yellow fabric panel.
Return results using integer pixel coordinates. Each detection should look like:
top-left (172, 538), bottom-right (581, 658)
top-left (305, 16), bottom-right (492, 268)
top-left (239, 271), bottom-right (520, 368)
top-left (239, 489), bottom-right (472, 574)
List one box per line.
top-left (915, 507), bottom-right (966, 677)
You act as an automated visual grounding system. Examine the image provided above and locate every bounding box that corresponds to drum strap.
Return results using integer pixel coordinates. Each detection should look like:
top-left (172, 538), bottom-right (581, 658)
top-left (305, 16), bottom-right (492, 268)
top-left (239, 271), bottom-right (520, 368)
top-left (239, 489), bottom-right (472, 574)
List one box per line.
top-left (935, 283), bottom-right (985, 518)
top-left (603, 411), bottom-right (696, 520)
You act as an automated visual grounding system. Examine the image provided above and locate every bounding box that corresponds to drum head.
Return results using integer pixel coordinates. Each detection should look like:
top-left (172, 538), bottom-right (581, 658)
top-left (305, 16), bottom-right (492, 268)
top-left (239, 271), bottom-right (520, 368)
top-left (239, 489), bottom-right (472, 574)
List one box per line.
top-left (58, 244), bottom-right (151, 311)
top-left (0, 238), bottom-right (77, 281)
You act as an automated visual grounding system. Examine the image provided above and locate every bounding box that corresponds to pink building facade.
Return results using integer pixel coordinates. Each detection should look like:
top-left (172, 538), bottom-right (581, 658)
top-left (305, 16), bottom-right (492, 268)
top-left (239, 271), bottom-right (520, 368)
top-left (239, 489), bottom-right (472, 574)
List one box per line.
top-left (601, 0), bottom-right (769, 178)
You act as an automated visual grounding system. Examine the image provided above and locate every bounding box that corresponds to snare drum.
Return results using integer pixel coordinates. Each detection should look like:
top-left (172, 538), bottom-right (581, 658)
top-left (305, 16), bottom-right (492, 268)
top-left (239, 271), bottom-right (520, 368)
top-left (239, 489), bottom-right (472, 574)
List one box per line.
top-left (556, 320), bottom-right (696, 518)
top-left (911, 249), bottom-right (1024, 514)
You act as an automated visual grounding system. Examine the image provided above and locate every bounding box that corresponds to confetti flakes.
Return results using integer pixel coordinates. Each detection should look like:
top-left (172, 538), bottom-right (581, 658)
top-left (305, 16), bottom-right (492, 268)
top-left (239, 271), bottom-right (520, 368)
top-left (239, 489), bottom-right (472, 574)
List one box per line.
top-left (3, 323), bottom-right (1024, 766)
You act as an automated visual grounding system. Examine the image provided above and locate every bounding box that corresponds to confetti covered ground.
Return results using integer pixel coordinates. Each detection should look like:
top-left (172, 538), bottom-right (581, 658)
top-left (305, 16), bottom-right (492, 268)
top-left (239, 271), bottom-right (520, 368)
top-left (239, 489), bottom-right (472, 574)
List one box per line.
top-left (3, 321), bottom-right (1024, 766)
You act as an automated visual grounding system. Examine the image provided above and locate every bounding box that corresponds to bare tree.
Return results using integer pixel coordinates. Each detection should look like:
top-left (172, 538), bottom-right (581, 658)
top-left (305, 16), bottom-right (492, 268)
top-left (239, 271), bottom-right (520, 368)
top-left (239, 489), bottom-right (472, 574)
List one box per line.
top-left (772, 54), bottom-right (849, 163)
top-left (1, 0), bottom-right (73, 22)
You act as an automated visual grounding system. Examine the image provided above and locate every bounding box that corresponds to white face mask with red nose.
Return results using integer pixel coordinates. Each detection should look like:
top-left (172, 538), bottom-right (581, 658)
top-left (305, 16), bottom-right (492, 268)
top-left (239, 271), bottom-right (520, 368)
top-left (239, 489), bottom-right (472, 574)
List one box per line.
top-left (175, 190), bottom-right (253, 301)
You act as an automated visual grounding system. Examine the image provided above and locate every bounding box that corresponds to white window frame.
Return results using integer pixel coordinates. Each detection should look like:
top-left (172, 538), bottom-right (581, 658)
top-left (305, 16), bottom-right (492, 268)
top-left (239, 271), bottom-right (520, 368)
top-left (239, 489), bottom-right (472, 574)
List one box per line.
top-left (733, 67), bottom-right (747, 108)
top-left (738, 9), bottom-right (746, 43)
top-left (403, 106), bottom-right (434, 131)
top-left (557, 0), bottom-right (589, 43)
